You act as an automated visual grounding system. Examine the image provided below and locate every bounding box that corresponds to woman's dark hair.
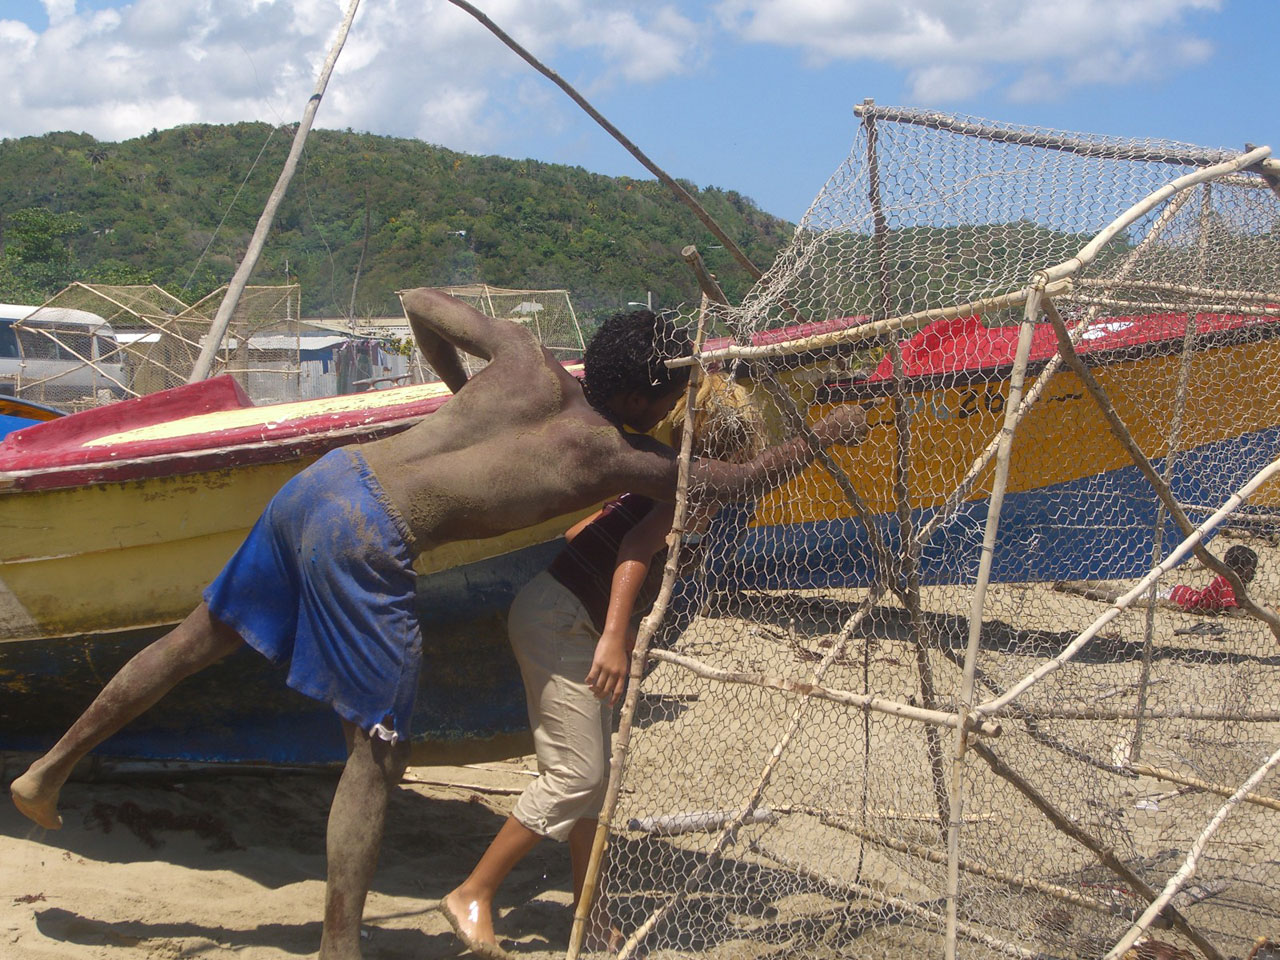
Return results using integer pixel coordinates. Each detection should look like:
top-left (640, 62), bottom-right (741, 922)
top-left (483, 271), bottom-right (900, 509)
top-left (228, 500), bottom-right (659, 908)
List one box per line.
top-left (581, 310), bottom-right (691, 415)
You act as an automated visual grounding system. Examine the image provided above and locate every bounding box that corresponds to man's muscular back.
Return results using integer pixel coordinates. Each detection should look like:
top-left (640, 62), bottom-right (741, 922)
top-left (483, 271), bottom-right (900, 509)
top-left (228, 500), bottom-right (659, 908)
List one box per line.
top-left (360, 293), bottom-right (679, 550)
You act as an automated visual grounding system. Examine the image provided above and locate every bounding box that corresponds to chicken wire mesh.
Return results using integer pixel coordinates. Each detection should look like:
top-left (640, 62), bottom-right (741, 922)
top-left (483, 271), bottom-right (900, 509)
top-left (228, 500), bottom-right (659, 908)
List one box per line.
top-left (579, 107), bottom-right (1280, 960)
top-left (8, 282), bottom-right (302, 407)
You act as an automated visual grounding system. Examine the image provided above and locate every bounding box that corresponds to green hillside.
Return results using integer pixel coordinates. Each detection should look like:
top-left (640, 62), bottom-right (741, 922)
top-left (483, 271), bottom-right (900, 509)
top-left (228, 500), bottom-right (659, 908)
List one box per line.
top-left (0, 123), bottom-right (793, 321)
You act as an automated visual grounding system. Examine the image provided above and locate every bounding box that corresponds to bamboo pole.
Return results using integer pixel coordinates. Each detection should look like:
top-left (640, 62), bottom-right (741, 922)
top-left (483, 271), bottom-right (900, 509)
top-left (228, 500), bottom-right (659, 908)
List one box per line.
top-left (1040, 297), bottom-right (1280, 639)
top-left (1068, 295), bottom-right (1280, 316)
top-left (646, 649), bottom-right (1000, 736)
top-left (613, 592), bottom-right (884, 959)
top-left (944, 282), bottom-right (1043, 959)
top-left (188, 0), bottom-right (362, 382)
top-left (1104, 743), bottom-right (1280, 960)
top-left (1039, 147), bottom-right (1270, 285)
top-left (971, 740), bottom-right (1226, 960)
top-left (750, 841), bottom-right (1059, 960)
top-left (1008, 707), bottom-right (1280, 723)
top-left (568, 302), bottom-right (708, 960)
top-left (976, 454), bottom-right (1280, 716)
top-left (667, 281), bottom-right (1072, 368)
top-left (851, 103), bottom-right (1259, 171)
top-left (864, 98), bottom-right (893, 324)
top-left (444, 0), bottom-right (763, 285)
top-left (1073, 278), bottom-right (1280, 304)
top-left (1129, 762), bottom-right (1280, 813)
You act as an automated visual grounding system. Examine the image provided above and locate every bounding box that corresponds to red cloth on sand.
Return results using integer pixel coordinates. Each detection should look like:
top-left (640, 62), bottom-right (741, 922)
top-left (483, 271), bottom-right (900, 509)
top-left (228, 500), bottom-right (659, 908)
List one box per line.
top-left (1168, 575), bottom-right (1237, 612)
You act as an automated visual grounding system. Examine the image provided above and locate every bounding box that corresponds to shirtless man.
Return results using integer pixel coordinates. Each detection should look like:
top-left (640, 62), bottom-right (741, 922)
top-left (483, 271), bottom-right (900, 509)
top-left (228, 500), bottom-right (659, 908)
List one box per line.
top-left (10, 288), bottom-right (865, 959)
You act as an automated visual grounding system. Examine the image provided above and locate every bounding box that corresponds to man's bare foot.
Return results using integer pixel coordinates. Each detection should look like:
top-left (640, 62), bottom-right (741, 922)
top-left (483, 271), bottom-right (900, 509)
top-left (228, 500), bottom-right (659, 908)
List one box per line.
top-left (10, 768), bottom-right (64, 830)
top-left (439, 889), bottom-right (510, 960)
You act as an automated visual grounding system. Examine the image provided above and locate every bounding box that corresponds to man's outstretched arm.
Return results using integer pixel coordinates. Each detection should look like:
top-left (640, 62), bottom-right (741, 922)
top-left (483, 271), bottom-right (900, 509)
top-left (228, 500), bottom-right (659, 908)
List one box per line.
top-left (611, 404), bottom-right (869, 505)
top-left (397, 287), bottom-right (532, 393)
top-left (690, 404), bottom-right (869, 500)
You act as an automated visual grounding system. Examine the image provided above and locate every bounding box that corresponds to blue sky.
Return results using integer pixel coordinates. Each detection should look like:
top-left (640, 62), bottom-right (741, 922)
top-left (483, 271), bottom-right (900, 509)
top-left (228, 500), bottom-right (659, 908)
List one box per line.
top-left (0, 1), bottom-right (1274, 222)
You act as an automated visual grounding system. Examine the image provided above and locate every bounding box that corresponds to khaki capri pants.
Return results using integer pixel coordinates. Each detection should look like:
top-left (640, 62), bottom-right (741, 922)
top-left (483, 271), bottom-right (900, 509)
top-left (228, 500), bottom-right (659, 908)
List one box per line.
top-left (509, 571), bottom-right (613, 842)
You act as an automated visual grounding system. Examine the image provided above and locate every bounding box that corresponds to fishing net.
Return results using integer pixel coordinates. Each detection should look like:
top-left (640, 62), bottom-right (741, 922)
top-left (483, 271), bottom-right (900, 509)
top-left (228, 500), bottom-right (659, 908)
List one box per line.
top-left (583, 106), bottom-right (1280, 960)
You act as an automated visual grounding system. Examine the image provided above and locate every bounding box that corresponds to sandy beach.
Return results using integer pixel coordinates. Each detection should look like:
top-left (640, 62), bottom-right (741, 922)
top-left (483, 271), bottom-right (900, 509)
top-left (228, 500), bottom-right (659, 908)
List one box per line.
top-left (1, 757), bottom-right (573, 959)
top-left (5, 535), bottom-right (1280, 959)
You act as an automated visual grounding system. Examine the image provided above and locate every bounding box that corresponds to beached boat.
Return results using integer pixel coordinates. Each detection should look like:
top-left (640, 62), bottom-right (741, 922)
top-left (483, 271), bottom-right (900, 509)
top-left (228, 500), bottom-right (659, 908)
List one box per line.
top-left (0, 373), bottom-right (590, 765)
top-left (720, 308), bottom-right (1280, 591)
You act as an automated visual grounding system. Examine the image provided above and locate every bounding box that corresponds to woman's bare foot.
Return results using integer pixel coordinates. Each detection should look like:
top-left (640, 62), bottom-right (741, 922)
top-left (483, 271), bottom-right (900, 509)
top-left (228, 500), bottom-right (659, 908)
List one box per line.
top-left (439, 889), bottom-right (510, 960)
top-left (10, 766), bottom-right (64, 830)
top-left (584, 920), bottom-right (624, 954)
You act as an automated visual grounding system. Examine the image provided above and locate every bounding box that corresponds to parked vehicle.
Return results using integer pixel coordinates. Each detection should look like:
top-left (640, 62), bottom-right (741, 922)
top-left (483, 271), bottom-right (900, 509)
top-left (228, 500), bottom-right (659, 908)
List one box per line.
top-left (0, 303), bottom-right (127, 407)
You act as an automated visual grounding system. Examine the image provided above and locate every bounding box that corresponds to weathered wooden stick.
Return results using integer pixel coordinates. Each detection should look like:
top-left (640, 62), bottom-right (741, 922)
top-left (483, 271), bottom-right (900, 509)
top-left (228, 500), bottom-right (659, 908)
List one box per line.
top-left (852, 103), bottom-right (1263, 171)
top-left (681, 244), bottom-right (731, 307)
top-left (445, 0), bottom-right (764, 285)
top-left (1074, 277), bottom-right (1280, 303)
top-left (1039, 146), bottom-right (1270, 285)
top-left (1130, 763), bottom-right (1280, 812)
top-left (189, 0), bottom-right (362, 382)
top-left (1041, 297), bottom-right (1280, 639)
top-left (1068, 295), bottom-right (1280, 316)
top-left (646, 648), bottom-right (1000, 736)
top-left (945, 283), bottom-right (1043, 957)
top-left (1104, 743), bottom-right (1280, 960)
top-left (751, 840), bottom-right (1060, 960)
top-left (568, 303), bottom-right (708, 960)
top-left (667, 281), bottom-right (1073, 368)
top-left (971, 740), bottom-right (1226, 960)
top-left (1012, 707), bottom-right (1280, 722)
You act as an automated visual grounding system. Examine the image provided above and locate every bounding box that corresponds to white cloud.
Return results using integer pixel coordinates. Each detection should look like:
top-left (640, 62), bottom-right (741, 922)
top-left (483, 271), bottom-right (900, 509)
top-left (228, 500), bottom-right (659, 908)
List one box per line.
top-left (715, 0), bottom-right (1220, 102)
top-left (0, 0), bottom-right (704, 147)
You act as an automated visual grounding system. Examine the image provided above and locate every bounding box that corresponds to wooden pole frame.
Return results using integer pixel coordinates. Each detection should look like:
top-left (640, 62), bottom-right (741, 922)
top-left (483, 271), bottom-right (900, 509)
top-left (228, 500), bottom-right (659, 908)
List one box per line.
top-left (646, 648), bottom-right (1001, 736)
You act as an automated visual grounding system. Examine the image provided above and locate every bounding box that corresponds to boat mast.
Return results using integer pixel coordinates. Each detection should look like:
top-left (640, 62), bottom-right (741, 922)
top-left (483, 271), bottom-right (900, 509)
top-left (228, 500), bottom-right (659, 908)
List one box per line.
top-left (188, 0), bottom-right (363, 383)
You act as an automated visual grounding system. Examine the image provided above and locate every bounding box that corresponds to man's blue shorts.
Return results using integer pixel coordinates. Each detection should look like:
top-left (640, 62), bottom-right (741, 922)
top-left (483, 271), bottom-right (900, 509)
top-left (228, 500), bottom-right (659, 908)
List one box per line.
top-left (204, 447), bottom-right (421, 742)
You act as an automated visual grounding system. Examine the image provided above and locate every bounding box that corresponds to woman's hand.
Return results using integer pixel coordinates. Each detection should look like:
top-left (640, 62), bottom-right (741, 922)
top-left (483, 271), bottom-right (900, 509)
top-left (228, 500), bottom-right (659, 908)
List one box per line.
top-left (586, 629), bottom-right (630, 706)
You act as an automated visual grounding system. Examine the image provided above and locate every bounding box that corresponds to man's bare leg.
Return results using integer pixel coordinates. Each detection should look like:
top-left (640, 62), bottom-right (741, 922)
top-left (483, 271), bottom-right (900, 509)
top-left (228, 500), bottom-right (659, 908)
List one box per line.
top-left (10, 602), bottom-right (243, 829)
top-left (441, 814), bottom-right (541, 959)
top-left (318, 721), bottom-right (409, 960)
top-left (569, 818), bottom-right (621, 951)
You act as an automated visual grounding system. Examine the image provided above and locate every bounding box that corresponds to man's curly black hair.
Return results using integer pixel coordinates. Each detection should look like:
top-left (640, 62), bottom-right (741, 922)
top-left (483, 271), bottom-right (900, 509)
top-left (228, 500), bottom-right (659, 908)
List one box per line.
top-left (581, 309), bottom-right (691, 416)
